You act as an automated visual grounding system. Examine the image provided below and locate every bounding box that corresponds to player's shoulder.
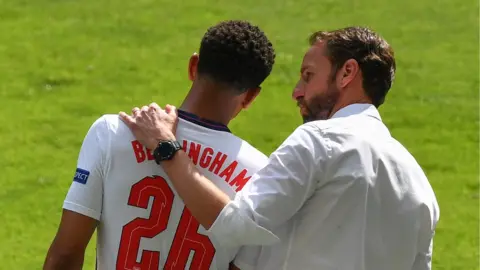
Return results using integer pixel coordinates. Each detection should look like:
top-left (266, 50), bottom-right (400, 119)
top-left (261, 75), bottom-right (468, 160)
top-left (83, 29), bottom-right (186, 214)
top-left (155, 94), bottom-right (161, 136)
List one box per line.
top-left (88, 114), bottom-right (136, 142)
top-left (101, 114), bottom-right (132, 133)
top-left (231, 135), bottom-right (269, 166)
top-left (178, 119), bottom-right (268, 161)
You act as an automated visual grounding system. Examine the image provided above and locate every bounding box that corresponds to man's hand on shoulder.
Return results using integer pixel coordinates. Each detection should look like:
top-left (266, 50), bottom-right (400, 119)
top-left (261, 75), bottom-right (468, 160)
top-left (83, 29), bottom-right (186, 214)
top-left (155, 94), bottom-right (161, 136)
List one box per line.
top-left (119, 102), bottom-right (178, 150)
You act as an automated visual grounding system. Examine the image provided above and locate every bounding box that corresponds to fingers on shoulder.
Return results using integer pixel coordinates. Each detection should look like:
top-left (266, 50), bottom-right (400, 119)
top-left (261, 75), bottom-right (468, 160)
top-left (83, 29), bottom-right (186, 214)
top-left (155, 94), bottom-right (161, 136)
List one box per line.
top-left (119, 111), bottom-right (136, 127)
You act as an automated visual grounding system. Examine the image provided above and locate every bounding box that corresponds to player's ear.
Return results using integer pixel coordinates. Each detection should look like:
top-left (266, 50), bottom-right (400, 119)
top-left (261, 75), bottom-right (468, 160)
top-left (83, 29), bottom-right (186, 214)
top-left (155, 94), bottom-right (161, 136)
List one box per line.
top-left (188, 53), bottom-right (199, 81)
top-left (241, 87), bottom-right (261, 109)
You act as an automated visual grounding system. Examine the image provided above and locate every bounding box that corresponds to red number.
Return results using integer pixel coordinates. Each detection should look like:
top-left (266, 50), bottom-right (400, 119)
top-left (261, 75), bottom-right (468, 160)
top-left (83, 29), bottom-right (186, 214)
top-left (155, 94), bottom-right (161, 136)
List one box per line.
top-left (165, 208), bottom-right (215, 269)
top-left (116, 176), bottom-right (216, 270)
top-left (116, 176), bottom-right (174, 270)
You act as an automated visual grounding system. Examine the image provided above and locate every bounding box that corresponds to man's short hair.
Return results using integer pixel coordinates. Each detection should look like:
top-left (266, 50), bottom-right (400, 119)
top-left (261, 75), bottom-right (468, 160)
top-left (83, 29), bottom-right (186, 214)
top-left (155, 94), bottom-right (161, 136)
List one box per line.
top-left (197, 20), bottom-right (276, 93)
top-left (309, 26), bottom-right (396, 107)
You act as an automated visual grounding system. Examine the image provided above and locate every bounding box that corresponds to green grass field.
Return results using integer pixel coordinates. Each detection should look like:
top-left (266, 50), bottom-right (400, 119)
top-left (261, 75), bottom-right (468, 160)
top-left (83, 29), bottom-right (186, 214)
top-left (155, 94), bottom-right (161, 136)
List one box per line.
top-left (0, 0), bottom-right (478, 269)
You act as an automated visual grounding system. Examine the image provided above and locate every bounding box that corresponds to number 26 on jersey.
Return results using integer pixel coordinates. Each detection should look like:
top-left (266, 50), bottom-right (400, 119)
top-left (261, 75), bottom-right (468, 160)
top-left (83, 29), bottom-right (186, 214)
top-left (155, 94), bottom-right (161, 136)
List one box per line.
top-left (116, 175), bottom-right (216, 270)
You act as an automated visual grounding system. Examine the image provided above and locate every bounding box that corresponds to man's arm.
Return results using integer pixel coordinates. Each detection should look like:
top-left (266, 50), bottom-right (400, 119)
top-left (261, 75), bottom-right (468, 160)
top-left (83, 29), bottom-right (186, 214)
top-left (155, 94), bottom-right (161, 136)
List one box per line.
top-left (412, 234), bottom-right (435, 270)
top-left (120, 105), bottom-right (327, 246)
top-left (161, 123), bottom-right (327, 246)
top-left (44, 116), bottom-right (108, 269)
top-left (231, 245), bottom-right (261, 270)
top-left (43, 210), bottom-right (97, 270)
top-left (161, 150), bottom-right (230, 228)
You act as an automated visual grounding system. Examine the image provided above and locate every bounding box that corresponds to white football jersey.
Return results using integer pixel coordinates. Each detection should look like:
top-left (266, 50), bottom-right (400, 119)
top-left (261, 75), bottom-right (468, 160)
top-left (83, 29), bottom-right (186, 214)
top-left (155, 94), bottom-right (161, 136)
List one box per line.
top-left (63, 110), bottom-right (268, 270)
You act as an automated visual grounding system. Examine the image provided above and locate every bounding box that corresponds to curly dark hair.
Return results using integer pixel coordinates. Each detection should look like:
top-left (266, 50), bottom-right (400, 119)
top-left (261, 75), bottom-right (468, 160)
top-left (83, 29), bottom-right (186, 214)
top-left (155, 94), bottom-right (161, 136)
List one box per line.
top-left (197, 20), bottom-right (276, 92)
top-left (309, 26), bottom-right (396, 107)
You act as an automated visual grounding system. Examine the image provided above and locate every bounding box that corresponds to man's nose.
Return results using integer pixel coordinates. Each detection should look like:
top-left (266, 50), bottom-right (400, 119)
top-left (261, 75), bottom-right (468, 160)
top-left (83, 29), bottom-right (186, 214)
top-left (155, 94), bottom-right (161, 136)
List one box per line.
top-left (292, 82), bottom-right (304, 100)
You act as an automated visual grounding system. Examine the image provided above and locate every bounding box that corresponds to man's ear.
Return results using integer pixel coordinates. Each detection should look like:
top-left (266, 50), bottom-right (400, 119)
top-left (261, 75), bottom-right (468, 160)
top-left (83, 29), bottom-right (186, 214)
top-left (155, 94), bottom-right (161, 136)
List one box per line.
top-left (188, 53), bottom-right (199, 81)
top-left (336, 58), bottom-right (359, 89)
top-left (242, 87), bottom-right (261, 109)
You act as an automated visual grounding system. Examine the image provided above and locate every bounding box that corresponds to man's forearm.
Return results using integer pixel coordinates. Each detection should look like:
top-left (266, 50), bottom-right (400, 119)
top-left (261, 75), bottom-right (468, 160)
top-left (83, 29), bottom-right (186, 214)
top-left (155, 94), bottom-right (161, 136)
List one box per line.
top-left (162, 150), bottom-right (231, 229)
top-left (162, 150), bottom-right (280, 247)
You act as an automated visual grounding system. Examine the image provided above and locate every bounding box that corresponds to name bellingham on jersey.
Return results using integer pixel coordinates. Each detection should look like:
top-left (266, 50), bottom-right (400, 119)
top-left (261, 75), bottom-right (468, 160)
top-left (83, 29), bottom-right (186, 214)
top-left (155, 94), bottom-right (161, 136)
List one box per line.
top-left (132, 139), bottom-right (252, 191)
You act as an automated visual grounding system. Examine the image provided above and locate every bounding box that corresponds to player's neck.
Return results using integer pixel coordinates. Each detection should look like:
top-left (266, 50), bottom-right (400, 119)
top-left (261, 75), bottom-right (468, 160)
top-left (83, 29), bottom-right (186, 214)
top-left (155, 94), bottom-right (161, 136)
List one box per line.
top-left (179, 83), bottom-right (235, 126)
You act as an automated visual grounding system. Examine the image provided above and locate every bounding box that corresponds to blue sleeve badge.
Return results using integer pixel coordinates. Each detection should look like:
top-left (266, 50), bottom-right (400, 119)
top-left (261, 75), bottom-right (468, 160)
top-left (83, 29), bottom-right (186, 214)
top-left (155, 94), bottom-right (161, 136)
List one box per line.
top-left (74, 168), bottom-right (90, 184)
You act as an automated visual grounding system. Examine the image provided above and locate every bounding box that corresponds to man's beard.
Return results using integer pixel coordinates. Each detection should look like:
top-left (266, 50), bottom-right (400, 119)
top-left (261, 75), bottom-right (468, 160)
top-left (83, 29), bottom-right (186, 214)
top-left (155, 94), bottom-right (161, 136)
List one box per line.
top-left (298, 84), bottom-right (340, 123)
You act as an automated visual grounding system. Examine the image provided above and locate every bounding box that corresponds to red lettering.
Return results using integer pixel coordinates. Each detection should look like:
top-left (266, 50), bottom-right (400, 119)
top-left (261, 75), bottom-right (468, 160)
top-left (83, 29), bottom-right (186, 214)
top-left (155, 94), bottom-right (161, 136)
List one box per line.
top-left (219, 161), bottom-right (238, 182)
top-left (230, 169), bottom-right (251, 191)
top-left (199, 147), bottom-right (214, 168)
top-left (131, 140), bottom-right (146, 163)
top-left (182, 140), bottom-right (188, 151)
top-left (188, 142), bottom-right (201, 165)
top-left (146, 148), bottom-right (155, 161)
top-left (209, 152), bottom-right (227, 174)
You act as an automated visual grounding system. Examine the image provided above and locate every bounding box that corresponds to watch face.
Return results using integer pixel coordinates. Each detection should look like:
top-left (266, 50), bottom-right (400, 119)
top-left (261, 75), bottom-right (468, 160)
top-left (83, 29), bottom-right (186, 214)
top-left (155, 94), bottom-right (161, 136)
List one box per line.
top-left (158, 142), bottom-right (174, 157)
top-left (154, 141), bottom-right (181, 163)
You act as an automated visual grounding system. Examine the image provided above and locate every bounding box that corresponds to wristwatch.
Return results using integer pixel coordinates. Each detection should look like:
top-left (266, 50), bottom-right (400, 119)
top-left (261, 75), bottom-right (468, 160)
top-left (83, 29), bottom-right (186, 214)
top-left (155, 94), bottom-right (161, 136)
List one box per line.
top-left (153, 140), bottom-right (182, 164)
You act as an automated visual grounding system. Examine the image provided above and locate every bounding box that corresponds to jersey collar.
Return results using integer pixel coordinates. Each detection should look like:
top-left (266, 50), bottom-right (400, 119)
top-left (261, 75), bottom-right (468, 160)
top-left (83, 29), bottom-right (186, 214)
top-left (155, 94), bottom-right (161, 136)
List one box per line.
top-left (178, 110), bottom-right (231, 133)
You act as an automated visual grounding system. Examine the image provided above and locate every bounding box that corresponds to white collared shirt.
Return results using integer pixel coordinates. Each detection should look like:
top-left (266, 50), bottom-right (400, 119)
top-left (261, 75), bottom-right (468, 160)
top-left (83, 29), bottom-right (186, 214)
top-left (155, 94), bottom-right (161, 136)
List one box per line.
top-left (209, 104), bottom-right (440, 270)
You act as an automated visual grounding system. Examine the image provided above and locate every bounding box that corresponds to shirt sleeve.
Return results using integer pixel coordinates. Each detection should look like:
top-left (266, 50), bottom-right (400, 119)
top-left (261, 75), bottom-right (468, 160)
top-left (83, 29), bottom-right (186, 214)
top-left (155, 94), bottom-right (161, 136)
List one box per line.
top-left (207, 123), bottom-right (329, 247)
top-left (232, 245), bottom-right (261, 270)
top-left (412, 233), bottom-right (434, 270)
top-left (62, 116), bottom-right (109, 221)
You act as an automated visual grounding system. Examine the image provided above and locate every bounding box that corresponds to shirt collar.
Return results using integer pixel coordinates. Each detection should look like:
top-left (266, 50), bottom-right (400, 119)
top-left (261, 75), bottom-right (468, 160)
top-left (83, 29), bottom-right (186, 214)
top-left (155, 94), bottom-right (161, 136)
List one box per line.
top-left (330, 103), bottom-right (382, 121)
top-left (178, 109), bottom-right (231, 133)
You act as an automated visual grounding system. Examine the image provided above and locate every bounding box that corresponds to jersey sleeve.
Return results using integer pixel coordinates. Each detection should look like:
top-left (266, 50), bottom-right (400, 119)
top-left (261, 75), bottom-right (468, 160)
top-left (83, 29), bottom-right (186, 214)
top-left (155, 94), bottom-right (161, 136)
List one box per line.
top-left (63, 116), bottom-right (109, 221)
top-left (207, 123), bottom-right (329, 247)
